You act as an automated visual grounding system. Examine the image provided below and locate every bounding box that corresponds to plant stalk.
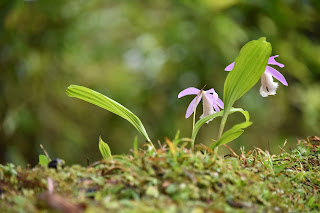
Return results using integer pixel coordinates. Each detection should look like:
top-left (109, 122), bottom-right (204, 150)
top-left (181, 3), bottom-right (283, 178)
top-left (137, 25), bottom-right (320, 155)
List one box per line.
top-left (216, 111), bottom-right (229, 152)
top-left (191, 95), bottom-right (200, 150)
top-left (217, 113), bottom-right (228, 139)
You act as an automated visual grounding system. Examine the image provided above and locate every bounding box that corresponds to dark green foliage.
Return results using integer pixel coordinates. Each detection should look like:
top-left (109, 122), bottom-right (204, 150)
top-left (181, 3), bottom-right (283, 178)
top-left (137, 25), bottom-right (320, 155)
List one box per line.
top-left (1, 139), bottom-right (319, 212)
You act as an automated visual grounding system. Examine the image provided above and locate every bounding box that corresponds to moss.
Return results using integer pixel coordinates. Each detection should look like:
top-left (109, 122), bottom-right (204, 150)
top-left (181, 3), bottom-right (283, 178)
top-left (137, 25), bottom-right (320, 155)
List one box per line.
top-left (0, 138), bottom-right (319, 212)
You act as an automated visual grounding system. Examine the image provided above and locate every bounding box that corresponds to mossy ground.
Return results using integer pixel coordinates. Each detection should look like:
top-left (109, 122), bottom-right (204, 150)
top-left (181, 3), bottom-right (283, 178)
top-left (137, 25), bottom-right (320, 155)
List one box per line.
top-left (1, 137), bottom-right (319, 213)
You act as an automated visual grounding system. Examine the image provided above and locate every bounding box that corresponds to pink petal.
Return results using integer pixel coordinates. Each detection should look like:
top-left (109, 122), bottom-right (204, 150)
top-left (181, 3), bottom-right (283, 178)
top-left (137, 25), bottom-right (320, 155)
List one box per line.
top-left (185, 94), bottom-right (202, 118)
top-left (265, 66), bottom-right (288, 86)
top-left (217, 98), bottom-right (224, 109)
top-left (178, 87), bottom-right (200, 98)
top-left (204, 90), bottom-right (218, 102)
top-left (203, 92), bottom-right (221, 112)
top-left (268, 55), bottom-right (284, 68)
top-left (224, 62), bottom-right (235, 71)
top-left (206, 88), bottom-right (216, 94)
top-left (213, 104), bottom-right (220, 112)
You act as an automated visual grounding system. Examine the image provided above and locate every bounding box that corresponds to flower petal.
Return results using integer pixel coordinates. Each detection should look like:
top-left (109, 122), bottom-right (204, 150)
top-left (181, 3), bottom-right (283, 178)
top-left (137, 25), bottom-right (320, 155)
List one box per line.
top-left (268, 55), bottom-right (284, 68)
top-left (265, 66), bottom-right (288, 86)
top-left (202, 93), bottom-right (215, 117)
top-left (185, 94), bottom-right (202, 118)
top-left (213, 104), bottom-right (220, 112)
top-left (201, 92), bottom-right (215, 123)
top-left (224, 62), bottom-right (235, 71)
top-left (204, 90), bottom-right (218, 102)
top-left (259, 72), bottom-right (279, 97)
top-left (206, 88), bottom-right (216, 94)
top-left (217, 98), bottom-right (224, 109)
top-left (178, 87), bottom-right (200, 98)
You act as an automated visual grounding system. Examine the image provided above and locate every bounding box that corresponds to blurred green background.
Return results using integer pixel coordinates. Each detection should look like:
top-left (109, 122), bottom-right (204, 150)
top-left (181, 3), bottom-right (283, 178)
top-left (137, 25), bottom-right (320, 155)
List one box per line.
top-left (1, 0), bottom-right (320, 166)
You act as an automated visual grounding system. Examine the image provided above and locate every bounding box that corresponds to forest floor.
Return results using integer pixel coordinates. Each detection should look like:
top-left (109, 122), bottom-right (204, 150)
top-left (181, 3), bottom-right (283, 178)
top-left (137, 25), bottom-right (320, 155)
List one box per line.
top-left (0, 137), bottom-right (320, 213)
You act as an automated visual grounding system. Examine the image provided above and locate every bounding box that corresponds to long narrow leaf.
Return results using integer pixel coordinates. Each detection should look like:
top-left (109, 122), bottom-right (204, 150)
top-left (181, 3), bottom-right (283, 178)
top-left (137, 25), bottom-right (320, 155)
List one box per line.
top-left (66, 85), bottom-right (151, 142)
top-left (210, 121), bottom-right (252, 149)
top-left (191, 108), bottom-right (249, 142)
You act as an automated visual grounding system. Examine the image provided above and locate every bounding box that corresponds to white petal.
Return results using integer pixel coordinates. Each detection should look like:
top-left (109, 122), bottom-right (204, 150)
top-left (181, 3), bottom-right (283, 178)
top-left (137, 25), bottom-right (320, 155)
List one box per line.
top-left (200, 91), bottom-right (215, 123)
top-left (199, 113), bottom-right (214, 124)
top-left (259, 72), bottom-right (279, 97)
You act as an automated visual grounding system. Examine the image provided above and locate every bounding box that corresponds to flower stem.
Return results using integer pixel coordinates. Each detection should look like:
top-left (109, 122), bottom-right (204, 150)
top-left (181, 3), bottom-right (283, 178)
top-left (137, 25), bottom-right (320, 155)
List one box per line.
top-left (217, 114), bottom-right (228, 139)
top-left (191, 86), bottom-right (205, 150)
top-left (191, 96), bottom-right (199, 150)
top-left (216, 111), bottom-right (229, 152)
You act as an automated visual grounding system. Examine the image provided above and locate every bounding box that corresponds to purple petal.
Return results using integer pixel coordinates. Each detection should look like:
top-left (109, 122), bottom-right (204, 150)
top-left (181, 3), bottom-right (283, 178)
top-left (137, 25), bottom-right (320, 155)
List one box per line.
top-left (206, 88), bottom-right (219, 102)
top-left (265, 66), bottom-right (288, 86)
top-left (217, 98), bottom-right (224, 109)
top-left (178, 87), bottom-right (200, 98)
top-left (204, 90), bottom-right (218, 102)
top-left (224, 62), bottom-right (235, 71)
top-left (206, 88), bottom-right (216, 94)
top-left (268, 55), bottom-right (284, 68)
top-left (203, 92), bottom-right (220, 112)
top-left (213, 104), bottom-right (220, 112)
top-left (185, 94), bottom-right (202, 118)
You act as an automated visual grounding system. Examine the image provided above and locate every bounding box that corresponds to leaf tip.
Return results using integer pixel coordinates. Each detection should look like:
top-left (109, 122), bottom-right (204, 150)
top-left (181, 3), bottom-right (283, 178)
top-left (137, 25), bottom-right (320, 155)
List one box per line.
top-left (258, 37), bottom-right (267, 42)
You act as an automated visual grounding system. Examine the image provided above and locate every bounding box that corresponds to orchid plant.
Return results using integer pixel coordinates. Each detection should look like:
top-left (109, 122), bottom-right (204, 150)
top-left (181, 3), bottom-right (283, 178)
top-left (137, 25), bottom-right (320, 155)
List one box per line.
top-left (225, 55), bottom-right (288, 97)
top-left (65, 37), bottom-right (287, 157)
top-left (178, 50), bottom-right (288, 148)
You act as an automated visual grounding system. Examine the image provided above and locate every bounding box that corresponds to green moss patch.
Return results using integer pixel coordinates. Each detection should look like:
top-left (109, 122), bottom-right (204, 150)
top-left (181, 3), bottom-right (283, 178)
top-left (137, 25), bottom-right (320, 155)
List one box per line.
top-left (1, 138), bottom-right (319, 212)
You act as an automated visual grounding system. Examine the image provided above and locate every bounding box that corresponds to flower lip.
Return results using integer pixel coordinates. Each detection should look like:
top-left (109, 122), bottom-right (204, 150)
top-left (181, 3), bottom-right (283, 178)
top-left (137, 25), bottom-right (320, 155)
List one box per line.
top-left (259, 72), bottom-right (279, 97)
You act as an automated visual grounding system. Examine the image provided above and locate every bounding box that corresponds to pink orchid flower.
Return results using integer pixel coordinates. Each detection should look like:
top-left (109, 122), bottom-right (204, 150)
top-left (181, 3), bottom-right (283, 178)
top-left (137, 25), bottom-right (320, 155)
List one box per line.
top-left (225, 55), bottom-right (288, 97)
top-left (178, 87), bottom-right (224, 123)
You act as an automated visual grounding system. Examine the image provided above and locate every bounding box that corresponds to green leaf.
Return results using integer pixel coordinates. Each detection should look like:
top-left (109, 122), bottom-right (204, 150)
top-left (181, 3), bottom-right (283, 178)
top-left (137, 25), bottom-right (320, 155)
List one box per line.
top-left (223, 37), bottom-right (272, 113)
top-left (307, 196), bottom-right (316, 207)
top-left (66, 85), bottom-right (151, 143)
top-left (274, 162), bottom-right (295, 175)
top-left (173, 130), bottom-right (180, 145)
top-left (99, 136), bottom-right (112, 159)
top-left (39, 154), bottom-right (50, 166)
top-left (210, 121), bottom-right (252, 149)
top-left (192, 108), bottom-right (249, 142)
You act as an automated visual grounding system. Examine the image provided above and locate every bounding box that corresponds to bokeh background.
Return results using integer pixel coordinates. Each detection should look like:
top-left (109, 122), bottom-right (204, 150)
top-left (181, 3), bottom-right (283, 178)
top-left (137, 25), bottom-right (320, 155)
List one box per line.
top-left (1, 0), bottom-right (320, 166)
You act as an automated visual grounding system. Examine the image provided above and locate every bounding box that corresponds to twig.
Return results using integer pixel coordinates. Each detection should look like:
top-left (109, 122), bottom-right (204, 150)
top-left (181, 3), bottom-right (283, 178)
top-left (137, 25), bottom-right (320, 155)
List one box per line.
top-left (278, 139), bottom-right (287, 156)
top-left (223, 144), bottom-right (238, 157)
top-left (40, 144), bottom-right (51, 161)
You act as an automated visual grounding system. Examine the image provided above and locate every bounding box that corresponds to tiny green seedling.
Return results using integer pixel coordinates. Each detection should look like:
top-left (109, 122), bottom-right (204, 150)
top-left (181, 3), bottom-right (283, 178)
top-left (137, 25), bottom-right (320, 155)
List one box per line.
top-left (99, 136), bottom-right (112, 160)
top-left (39, 155), bottom-right (50, 166)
